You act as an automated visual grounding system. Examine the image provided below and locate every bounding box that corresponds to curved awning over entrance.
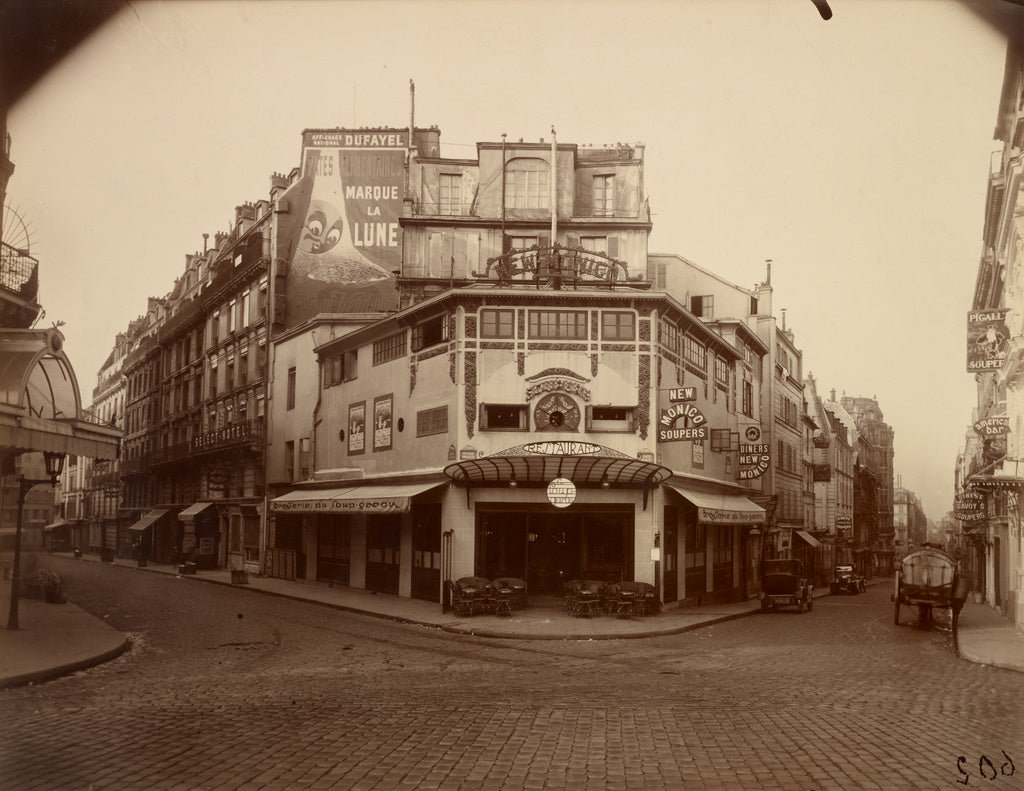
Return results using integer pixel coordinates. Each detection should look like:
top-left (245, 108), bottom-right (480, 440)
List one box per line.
top-left (443, 441), bottom-right (672, 488)
top-left (0, 328), bottom-right (120, 460)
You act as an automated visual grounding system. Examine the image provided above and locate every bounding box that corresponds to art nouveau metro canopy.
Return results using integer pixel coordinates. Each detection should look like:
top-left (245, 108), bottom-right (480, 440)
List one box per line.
top-left (0, 329), bottom-right (121, 460)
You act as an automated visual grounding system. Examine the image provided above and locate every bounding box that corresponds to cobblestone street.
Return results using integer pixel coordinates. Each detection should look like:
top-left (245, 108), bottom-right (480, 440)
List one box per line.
top-left (1, 561), bottom-right (1021, 790)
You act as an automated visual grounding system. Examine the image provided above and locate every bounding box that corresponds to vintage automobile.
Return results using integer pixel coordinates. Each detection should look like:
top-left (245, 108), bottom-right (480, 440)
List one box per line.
top-left (759, 558), bottom-right (813, 613)
top-left (829, 564), bottom-right (866, 595)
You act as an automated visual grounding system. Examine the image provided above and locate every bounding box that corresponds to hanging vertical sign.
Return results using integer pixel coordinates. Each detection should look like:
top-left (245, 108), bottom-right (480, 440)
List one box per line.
top-left (967, 309), bottom-right (1009, 371)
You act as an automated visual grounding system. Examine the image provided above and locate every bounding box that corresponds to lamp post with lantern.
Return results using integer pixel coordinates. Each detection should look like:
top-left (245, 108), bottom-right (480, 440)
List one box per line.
top-left (6, 451), bottom-right (66, 630)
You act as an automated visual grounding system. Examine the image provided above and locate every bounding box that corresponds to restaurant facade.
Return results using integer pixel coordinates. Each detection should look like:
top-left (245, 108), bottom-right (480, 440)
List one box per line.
top-left (264, 131), bottom-right (772, 609)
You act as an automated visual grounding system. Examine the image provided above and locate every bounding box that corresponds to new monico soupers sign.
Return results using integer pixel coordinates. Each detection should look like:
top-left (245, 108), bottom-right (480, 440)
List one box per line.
top-left (658, 388), bottom-right (706, 442)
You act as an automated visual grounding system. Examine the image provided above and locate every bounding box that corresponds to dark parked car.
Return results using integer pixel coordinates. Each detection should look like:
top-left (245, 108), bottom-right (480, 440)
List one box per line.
top-left (829, 564), bottom-right (865, 595)
top-left (759, 558), bottom-right (813, 613)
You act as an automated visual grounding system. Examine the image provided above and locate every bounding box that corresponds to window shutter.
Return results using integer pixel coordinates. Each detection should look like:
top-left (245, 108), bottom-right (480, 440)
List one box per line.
top-left (502, 234), bottom-right (511, 255)
top-left (585, 404), bottom-right (593, 431)
top-left (479, 403), bottom-right (488, 429)
top-left (567, 234), bottom-right (579, 250)
top-left (538, 233), bottom-right (550, 250)
top-left (411, 325), bottom-right (423, 351)
top-left (607, 236), bottom-right (619, 259)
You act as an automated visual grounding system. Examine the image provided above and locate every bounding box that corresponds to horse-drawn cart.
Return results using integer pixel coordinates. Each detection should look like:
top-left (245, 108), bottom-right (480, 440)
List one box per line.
top-left (893, 544), bottom-right (968, 627)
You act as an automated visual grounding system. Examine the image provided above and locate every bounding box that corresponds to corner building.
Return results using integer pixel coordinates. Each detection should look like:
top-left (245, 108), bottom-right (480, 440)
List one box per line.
top-left (267, 132), bottom-right (769, 608)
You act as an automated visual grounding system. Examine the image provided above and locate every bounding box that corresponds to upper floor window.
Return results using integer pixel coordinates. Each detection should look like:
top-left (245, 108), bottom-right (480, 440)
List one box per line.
top-left (481, 309), bottom-right (515, 339)
top-left (690, 295), bottom-right (713, 319)
top-left (592, 174), bottom-right (614, 216)
top-left (714, 356), bottom-right (729, 386)
top-left (373, 332), bottom-right (407, 365)
top-left (580, 236), bottom-right (607, 255)
top-left (286, 367), bottom-right (296, 411)
top-left (411, 315), bottom-right (449, 352)
top-left (509, 235), bottom-right (538, 251)
top-left (529, 310), bottom-right (588, 340)
top-left (439, 173), bottom-right (462, 215)
top-left (324, 350), bottom-right (358, 387)
top-left (742, 380), bottom-right (754, 417)
top-left (659, 320), bottom-right (680, 356)
top-left (684, 336), bottom-right (707, 370)
top-left (601, 311), bottom-right (635, 341)
top-left (505, 158), bottom-right (549, 210)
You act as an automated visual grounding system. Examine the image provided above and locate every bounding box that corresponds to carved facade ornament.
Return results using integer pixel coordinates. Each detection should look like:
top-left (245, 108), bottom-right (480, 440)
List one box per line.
top-left (525, 367), bottom-right (589, 382)
top-left (533, 393), bottom-right (582, 432)
top-left (526, 379), bottom-right (592, 402)
top-left (464, 352), bottom-right (477, 439)
top-left (465, 315), bottom-right (477, 338)
top-left (517, 352), bottom-right (525, 376)
top-left (638, 355), bottom-right (651, 440)
top-left (591, 353), bottom-right (599, 378)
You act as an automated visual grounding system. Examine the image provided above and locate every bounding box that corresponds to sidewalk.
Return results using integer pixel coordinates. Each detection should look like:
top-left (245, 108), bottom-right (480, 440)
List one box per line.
top-left (1, 554), bottom-right (1020, 689)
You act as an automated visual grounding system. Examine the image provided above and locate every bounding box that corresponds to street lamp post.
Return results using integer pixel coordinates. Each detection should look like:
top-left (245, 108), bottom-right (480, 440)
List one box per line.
top-left (6, 451), bottom-right (66, 631)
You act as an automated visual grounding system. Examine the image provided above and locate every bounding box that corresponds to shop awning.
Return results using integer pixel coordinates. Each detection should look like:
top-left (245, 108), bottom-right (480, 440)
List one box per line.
top-left (665, 484), bottom-right (765, 525)
top-left (794, 529), bottom-right (822, 548)
top-left (128, 509), bottom-right (169, 532)
top-left (270, 481), bottom-right (447, 514)
top-left (443, 441), bottom-right (672, 488)
top-left (43, 520), bottom-right (68, 532)
top-left (178, 502), bottom-right (216, 523)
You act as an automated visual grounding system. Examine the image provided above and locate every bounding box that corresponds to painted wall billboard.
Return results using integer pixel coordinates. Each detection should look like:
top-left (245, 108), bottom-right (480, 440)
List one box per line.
top-left (277, 129), bottom-right (406, 328)
top-left (966, 309), bottom-right (1009, 372)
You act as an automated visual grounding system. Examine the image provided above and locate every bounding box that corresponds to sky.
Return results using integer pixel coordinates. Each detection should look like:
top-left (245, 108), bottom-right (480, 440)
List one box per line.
top-left (4, 0), bottom-right (1012, 521)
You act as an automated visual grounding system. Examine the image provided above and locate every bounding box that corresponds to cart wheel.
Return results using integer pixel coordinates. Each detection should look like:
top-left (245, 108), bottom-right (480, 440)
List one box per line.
top-left (893, 599), bottom-right (900, 625)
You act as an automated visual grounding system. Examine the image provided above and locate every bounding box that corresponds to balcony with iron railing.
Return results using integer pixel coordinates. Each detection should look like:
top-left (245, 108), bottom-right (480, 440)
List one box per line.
top-left (0, 240), bottom-right (42, 327)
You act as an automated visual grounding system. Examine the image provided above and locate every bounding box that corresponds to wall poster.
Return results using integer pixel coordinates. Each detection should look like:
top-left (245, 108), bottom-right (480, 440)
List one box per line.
top-left (373, 394), bottom-right (393, 452)
top-left (348, 401), bottom-right (366, 455)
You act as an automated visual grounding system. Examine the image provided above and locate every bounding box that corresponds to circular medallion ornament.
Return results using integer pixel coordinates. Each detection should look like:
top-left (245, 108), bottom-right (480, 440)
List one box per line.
top-left (534, 393), bottom-right (581, 432)
top-left (547, 477), bottom-right (577, 508)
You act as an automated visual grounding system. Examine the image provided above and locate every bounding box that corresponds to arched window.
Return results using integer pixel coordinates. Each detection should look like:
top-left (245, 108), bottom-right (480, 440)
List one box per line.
top-left (505, 158), bottom-right (549, 210)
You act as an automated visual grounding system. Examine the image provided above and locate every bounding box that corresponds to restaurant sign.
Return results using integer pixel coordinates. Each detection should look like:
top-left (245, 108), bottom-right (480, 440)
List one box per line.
top-left (738, 444), bottom-right (771, 480)
top-left (547, 477), bottom-right (577, 508)
top-left (658, 403), bottom-right (707, 442)
top-left (967, 309), bottom-right (1009, 372)
top-left (523, 441), bottom-right (601, 456)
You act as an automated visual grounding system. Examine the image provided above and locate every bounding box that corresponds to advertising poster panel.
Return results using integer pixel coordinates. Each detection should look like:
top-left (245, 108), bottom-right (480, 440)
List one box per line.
top-left (276, 129), bottom-right (406, 328)
top-left (348, 402), bottom-right (366, 456)
top-left (373, 394), bottom-right (393, 452)
top-left (966, 309), bottom-right (1009, 372)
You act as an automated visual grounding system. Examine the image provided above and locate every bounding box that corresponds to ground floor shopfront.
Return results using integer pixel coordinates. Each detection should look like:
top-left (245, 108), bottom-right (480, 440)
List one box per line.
top-left (267, 471), bottom-right (766, 610)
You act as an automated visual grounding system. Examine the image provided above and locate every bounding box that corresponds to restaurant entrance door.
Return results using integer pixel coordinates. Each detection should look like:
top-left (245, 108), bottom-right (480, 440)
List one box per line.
top-left (477, 506), bottom-right (634, 595)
